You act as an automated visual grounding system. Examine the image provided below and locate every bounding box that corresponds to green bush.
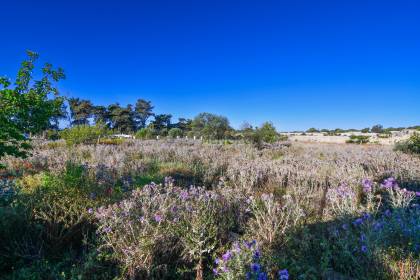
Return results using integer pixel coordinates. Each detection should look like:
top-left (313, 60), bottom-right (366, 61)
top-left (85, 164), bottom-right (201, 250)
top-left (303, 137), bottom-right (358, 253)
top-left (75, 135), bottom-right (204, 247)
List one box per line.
top-left (60, 124), bottom-right (110, 145)
top-left (135, 127), bottom-right (155, 139)
top-left (394, 133), bottom-right (420, 155)
top-left (346, 135), bottom-right (370, 144)
top-left (168, 128), bottom-right (183, 138)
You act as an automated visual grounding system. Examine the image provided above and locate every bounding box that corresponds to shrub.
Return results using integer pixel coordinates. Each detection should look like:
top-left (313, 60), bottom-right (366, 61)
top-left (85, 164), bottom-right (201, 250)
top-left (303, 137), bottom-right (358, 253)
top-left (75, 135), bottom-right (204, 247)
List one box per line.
top-left (213, 240), bottom-right (289, 280)
top-left (346, 135), bottom-right (370, 144)
top-left (60, 123), bottom-right (110, 145)
top-left (135, 127), bottom-right (155, 139)
top-left (247, 194), bottom-right (304, 250)
top-left (95, 181), bottom-right (246, 279)
top-left (394, 133), bottom-right (420, 155)
top-left (168, 128), bottom-right (183, 138)
top-left (97, 138), bottom-right (125, 145)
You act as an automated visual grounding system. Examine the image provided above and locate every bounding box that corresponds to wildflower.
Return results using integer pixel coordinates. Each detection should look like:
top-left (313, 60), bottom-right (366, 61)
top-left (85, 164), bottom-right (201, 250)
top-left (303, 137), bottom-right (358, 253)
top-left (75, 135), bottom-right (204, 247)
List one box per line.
top-left (104, 226), bottom-right (112, 233)
top-left (372, 221), bottom-right (383, 232)
top-left (381, 177), bottom-right (398, 189)
top-left (384, 209), bottom-right (391, 217)
top-left (362, 179), bottom-right (373, 192)
top-left (342, 223), bottom-right (349, 230)
top-left (215, 258), bottom-right (220, 265)
top-left (258, 272), bottom-right (268, 280)
top-left (245, 239), bottom-right (256, 249)
top-left (353, 218), bottom-right (363, 226)
top-left (360, 234), bottom-right (366, 242)
top-left (154, 214), bottom-right (162, 222)
top-left (212, 268), bottom-right (218, 275)
top-left (88, 208), bottom-right (93, 214)
top-left (278, 269), bottom-right (289, 280)
top-left (251, 263), bottom-right (261, 273)
top-left (416, 192), bottom-right (420, 197)
top-left (362, 212), bottom-right (371, 220)
top-left (233, 242), bottom-right (241, 253)
top-left (253, 250), bottom-right (261, 259)
top-left (361, 245), bottom-right (368, 253)
top-left (222, 250), bottom-right (232, 262)
top-left (179, 190), bottom-right (189, 200)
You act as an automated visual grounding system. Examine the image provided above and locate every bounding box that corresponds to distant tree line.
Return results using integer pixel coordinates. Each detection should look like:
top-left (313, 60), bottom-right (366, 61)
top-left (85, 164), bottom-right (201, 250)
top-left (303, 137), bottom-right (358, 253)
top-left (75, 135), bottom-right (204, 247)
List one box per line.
top-left (64, 99), bottom-right (282, 144)
top-left (305, 124), bottom-right (420, 135)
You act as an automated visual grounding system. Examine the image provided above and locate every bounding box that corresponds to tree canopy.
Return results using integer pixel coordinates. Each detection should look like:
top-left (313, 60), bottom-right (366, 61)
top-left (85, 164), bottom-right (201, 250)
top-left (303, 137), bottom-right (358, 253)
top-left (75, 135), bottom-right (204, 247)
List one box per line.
top-left (0, 51), bottom-right (65, 159)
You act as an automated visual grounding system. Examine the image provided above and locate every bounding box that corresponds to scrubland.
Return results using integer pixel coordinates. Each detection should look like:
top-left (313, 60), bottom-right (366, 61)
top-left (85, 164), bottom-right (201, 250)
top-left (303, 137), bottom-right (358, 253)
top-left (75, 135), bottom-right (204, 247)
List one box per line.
top-left (1, 140), bottom-right (419, 279)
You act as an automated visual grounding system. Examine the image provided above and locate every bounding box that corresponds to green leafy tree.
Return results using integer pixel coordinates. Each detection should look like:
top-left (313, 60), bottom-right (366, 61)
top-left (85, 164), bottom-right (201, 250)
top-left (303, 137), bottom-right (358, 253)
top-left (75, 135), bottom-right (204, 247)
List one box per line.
top-left (151, 114), bottom-right (172, 132)
top-left (108, 103), bottom-right (135, 133)
top-left (173, 117), bottom-right (192, 133)
top-left (191, 113), bottom-right (231, 140)
top-left (68, 98), bottom-right (93, 126)
top-left (134, 99), bottom-right (154, 129)
top-left (91, 105), bottom-right (110, 126)
top-left (361, 127), bottom-right (370, 133)
top-left (306, 127), bottom-right (319, 133)
top-left (0, 51), bottom-right (65, 159)
top-left (254, 122), bottom-right (279, 145)
top-left (371, 124), bottom-right (384, 134)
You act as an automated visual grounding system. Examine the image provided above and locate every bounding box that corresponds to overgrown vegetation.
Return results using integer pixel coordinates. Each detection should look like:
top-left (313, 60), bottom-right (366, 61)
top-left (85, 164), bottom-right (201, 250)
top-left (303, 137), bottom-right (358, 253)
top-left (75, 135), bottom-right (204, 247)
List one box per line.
top-left (346, 135), bottom-right (370, 144)
top-left (1, 140), bottom-right (419, 279)
top-left (395, 133), bottom-right (420, 155)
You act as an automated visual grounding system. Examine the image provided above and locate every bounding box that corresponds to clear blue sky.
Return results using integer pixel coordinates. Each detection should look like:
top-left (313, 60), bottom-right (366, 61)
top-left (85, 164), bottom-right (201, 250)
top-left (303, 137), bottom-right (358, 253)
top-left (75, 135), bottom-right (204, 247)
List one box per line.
top-left (1, 0), bottom-right (419, 131)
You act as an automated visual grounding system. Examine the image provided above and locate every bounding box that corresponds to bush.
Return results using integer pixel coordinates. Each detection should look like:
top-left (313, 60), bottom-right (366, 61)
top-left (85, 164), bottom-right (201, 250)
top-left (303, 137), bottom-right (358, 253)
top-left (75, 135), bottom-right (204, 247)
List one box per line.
top-left (95, 181), bottom-right (246, 279)
top-left (394, 133), bottom-right (420, 155)
top-left (135, 127), bottom-right (155, 139)
top-left (168, 128), bottom-right (183, 138)
top-left (60, 124), bottom-right (110, 145)
top-left (346, 135), bottom-right (370, 144)
top-left (97, 138), bottom-right (125, 145)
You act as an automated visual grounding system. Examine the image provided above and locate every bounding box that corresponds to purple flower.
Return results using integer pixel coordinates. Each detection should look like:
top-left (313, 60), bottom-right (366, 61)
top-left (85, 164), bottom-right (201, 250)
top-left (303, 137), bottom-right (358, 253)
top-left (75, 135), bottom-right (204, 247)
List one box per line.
top-left (254, 250), bottom-right (261, 259)
top-left (154, 214), bottom-right (162, 222)
top-left (212, 268), bottom-right (218, 275)
top-left (87, 208), bottom-right (93, 214)
top-left (362, 212), bottom-right (371, 220)
top-left (179, 190), bottom-right (189, 200)
top-left (373, 221), bottom-right (383, 231)
top-left (104, 226), bottom-right (112, 233)
top-left (362, 179), bottom-right (373, 193)
top-left (381, 177), bottom-right (398, 189)
top-left (214, 258), bottom-right (220, 265)
top-left (353, 218), bottom-right (363, 226)
top-left (251, 263), bottom-right (261, 273)
top-left (361, 245), bottom-right (368, 253)
top-left (342, 223), bottom-right (349, 230)
top-left (416, 192), bottom-right (420, 197)
top-left (278, 269), bottom-right (289, 280)
top-left (384, 209), bottom-right (392, 217)
top-left (222, 250), bottom-right (232, 262)
top-left (258, 272), bottom-right (268, 280)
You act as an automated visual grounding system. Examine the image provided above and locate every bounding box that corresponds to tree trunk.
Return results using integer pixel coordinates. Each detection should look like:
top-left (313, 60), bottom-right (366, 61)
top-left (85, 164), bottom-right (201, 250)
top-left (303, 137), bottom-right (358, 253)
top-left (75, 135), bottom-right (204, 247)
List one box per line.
top-left (196, 258), bottom-right (203, 280)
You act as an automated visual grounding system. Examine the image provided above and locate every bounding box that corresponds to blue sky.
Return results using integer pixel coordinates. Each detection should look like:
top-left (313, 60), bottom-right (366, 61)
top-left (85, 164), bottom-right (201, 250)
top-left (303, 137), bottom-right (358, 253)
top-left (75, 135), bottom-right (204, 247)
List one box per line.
top-left (1, 0), bottom-right (419, 131)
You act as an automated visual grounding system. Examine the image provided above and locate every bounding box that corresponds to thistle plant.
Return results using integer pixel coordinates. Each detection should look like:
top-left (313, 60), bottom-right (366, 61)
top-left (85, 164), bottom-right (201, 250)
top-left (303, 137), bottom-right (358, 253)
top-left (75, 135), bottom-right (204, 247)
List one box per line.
top-left (247, 193), bottom-right (304, 249)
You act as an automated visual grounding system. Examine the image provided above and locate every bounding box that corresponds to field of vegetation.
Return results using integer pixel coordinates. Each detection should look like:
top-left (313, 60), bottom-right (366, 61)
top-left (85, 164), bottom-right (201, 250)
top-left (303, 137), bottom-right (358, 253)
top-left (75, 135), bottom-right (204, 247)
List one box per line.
top-left (1, 139), bottom-right (420, 280)
top-left (1, 52), bottom-right (420, 280)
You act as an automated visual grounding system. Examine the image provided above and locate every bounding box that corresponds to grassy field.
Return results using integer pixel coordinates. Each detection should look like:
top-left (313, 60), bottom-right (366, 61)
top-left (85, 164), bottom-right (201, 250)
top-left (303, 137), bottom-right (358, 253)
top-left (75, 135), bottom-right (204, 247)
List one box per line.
top-left (1, 140), bottom-right (419, 279)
